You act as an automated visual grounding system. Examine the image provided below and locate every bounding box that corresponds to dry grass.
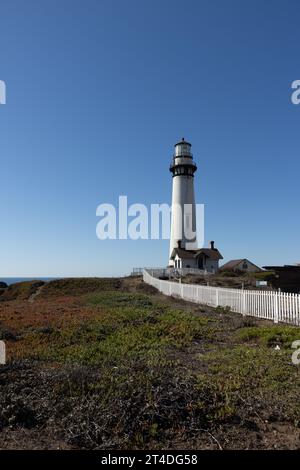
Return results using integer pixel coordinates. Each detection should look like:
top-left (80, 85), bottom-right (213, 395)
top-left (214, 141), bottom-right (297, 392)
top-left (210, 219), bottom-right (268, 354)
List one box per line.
top-left (0, 277), bottom-right (300, 449)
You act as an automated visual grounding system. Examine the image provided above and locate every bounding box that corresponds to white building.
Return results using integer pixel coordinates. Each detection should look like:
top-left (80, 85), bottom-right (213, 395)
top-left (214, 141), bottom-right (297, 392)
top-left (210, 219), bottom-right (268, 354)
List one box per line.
top-left (168, 139), bottom-right (223, 273)
top-left (170, 240), bottom-right (223, 273)
top-left (220, 259), bottom-right (262, 273)
top-left (169, 138), bottom-right (197, 262)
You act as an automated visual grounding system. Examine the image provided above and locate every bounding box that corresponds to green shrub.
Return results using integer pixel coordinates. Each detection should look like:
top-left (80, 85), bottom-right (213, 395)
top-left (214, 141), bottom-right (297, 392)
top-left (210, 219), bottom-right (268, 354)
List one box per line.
top-left (236, 325), bottom-right (300, 348)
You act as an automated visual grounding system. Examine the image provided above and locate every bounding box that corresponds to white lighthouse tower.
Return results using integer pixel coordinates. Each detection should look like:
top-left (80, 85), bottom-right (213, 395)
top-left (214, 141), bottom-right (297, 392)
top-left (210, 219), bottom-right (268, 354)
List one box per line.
top-left (169, 138), bottom-right (198, 266)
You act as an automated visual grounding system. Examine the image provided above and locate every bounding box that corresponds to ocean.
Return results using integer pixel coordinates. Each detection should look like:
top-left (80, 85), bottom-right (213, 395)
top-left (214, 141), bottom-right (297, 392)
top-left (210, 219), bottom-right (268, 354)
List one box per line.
top-left (0, 278), bottom-right (58, 286)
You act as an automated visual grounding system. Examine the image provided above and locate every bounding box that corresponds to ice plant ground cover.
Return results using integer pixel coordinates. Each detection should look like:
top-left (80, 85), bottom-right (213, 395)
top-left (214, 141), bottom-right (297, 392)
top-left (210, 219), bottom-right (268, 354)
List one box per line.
top-left (0, 276), bottom-right (300, 449)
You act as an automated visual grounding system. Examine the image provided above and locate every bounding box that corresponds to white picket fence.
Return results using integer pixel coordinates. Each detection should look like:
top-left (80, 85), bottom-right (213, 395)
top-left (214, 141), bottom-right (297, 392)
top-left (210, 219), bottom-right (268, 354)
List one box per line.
top-left (143, 269), bottom-right (300, 326)
top-left (132, 267), bottom-right (206, 277)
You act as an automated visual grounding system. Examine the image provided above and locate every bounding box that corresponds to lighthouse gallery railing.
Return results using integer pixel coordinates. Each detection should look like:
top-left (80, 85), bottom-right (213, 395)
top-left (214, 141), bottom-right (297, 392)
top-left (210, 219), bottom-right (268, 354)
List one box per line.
top-left (143, 269), bottom-right (300, 326)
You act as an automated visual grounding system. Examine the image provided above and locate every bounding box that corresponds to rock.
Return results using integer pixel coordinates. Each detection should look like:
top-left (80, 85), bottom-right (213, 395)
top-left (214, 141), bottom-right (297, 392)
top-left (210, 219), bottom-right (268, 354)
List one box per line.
top-left (0, 282), bottom-right (8, 289)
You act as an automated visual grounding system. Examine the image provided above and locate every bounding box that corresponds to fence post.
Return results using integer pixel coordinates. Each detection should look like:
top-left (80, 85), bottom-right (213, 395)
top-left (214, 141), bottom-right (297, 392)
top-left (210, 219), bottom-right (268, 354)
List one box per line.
top-left (242, 290), bottom-right (246, 316)
top-left (274, 292), bottom-right (279, 324)
top-left (216, 288), bottom-right (219, 307)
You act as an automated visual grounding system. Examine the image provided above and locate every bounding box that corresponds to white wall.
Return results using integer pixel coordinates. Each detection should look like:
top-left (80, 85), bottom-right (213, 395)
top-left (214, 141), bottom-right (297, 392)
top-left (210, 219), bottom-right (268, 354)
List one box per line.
top-left (235, 260), bottom-right (260, 273)
top-left (204, 259), bottom-right (219, 273)
top-left (182, 258), bottom-right (197, 269)
top-left (169, 174), bottom-right (197, 264)
top-left (174, 255), bottom-right (219, 272)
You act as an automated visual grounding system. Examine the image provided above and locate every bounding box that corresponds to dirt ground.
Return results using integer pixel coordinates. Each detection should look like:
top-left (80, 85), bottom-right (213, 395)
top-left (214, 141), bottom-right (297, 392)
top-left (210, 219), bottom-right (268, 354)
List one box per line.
top-left (0, 276), bottom-right (300, 450)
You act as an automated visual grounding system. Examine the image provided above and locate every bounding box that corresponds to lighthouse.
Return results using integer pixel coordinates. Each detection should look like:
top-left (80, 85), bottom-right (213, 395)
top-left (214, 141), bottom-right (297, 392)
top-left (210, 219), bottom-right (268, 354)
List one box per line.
top-left (169, 138), bottom-right (198, 265)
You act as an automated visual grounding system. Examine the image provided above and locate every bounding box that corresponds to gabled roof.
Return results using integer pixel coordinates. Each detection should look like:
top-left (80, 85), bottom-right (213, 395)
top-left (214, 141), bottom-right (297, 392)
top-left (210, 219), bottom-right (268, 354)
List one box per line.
top-left (220, 259), bottom-right (261, 271)
top-left (220, 259), bottom-right (244, 270)
top-left (170, 247), bottom-right (197, 259)
top-left (196, 248), bottom-right (223, 260)
top-left (170, 247), bottom-right (223, 261)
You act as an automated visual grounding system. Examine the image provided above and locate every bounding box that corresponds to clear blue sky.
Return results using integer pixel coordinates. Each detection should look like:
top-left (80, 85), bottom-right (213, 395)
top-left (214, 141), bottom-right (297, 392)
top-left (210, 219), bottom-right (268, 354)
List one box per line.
top-left (0, 0), bottom-right (299, 277)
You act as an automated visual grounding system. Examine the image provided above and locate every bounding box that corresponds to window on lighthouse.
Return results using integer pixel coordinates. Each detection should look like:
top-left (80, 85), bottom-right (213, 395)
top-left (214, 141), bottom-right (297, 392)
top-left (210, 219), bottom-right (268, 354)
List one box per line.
top-left (176, 145), bottom-right (190, 157)
top-left (178, 145), bottom-right (187, 155)
top-left (185, 214), bottom-right (190, 229)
